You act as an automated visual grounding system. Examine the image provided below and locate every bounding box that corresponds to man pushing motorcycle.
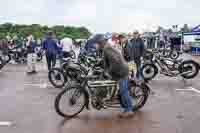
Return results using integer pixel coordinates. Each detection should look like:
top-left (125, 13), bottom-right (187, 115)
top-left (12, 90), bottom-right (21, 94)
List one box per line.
top-left (92, 34), bottom-right (135, 118)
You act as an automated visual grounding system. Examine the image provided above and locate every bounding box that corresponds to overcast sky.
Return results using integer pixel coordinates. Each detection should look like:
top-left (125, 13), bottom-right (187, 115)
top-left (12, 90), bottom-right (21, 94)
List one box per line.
top-left (0, 0), bottom-right (199, 33)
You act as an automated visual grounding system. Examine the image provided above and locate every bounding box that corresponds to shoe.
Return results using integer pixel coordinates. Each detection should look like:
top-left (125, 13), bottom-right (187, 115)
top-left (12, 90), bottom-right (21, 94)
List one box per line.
top-left (32, 70), bottom-right (37, 74)
top-left (27, 71), bottom-right (33, 75)
top-left (118, 112), bottom-right (135, 118)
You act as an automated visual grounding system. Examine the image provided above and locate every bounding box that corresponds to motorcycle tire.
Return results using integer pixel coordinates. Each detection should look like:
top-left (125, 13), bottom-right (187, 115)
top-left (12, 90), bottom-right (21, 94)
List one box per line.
top-left (2, 54), bottom-right (11, 64)
top-left (141, 63), bottom-right (158, 81)
top-left (70, 51), bottom-right (76, 59)
top-left (178, 60), bottom-right (199, 79)
top-left (55, 85), bottom-right (87, 118)
top-left (128, 80), bottom-right (150, 111)
top-left (0, 57), bottom-right (5, 70)
top-left (170, 50), bottom-right (179, 60)
top-left (48, 68), bottom-right (67, 88)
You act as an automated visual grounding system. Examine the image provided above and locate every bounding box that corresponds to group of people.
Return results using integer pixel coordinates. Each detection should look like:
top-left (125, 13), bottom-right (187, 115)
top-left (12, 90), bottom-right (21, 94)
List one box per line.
top-left (25, 31), bottom-right (81, 74)
top-left (1, 30), bottom-right (146, 118)
top-left (0, 32), bottom-right (81, 74)
top-left (90, 30), bottom-right (146, 118)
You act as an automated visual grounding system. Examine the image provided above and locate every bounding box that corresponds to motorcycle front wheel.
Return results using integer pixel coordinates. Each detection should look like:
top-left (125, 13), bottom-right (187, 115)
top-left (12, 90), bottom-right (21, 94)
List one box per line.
top-left (141, 64), bottom-right (158, 81)
top-left (0, 57), bottom-right (5, 70)
top-left (178, 60), bottom-right (199, 79)
top-left (55, 85), bottom-right (87, 118)
top-left (48, 68), bottom-right (67, 88)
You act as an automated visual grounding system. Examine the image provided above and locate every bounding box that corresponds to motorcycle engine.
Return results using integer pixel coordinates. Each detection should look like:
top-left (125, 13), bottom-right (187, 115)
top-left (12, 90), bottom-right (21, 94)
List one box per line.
top-left (91, 86), bottom-right (109, 110)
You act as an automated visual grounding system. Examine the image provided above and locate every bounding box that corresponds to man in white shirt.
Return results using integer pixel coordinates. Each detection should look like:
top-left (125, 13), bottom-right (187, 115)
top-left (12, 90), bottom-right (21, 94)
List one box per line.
top-left (60, 37), bottom-right (74, 58)
top-left (60, 37), bottom-right (73, 52)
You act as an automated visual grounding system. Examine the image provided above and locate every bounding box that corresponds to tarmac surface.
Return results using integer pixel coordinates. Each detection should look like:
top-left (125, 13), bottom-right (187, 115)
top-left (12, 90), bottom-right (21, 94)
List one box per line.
top-left (0, 54), bottom-right (200, 133)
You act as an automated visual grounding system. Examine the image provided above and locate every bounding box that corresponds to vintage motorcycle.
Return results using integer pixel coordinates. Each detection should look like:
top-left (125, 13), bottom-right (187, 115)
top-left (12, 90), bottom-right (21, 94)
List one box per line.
top-left (48, 51), bottom-right (93, 88)
top-left (54, 63), bottom-right (150, 118)
top-left (141, 52), bottom-right (199, 81)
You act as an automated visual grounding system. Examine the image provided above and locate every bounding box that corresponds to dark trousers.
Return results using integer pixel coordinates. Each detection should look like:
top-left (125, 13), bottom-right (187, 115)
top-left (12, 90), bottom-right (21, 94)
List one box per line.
top-left (46, 53), bottom-right (56, 70)
top-left (134, 58), bottom-right (143, 80)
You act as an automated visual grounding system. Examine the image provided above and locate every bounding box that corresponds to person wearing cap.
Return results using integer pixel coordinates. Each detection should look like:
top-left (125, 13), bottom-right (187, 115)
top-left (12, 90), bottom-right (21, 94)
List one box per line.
top-left (127, 30), bottom-right (145, 80)
top-left (42, 31), bottom-right (59, 70)
top-left (93, 34), bottom-right (135, 118)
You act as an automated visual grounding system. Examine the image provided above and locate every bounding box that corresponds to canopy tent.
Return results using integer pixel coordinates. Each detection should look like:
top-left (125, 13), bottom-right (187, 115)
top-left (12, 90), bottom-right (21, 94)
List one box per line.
top-left (192, 25), bottom-right (200, 32)
top-left (183, 28), bottom-right (200, 55)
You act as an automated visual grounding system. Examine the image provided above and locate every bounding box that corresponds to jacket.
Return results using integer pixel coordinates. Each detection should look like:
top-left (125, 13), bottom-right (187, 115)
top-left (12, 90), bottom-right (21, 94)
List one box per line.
top-left (127, 38), bottom-right (145, 61)
top-left (42, 38), bottom-right (59, 55)
top-left (84, 39), bottom-right (96, 52)
top-left (27, 41), bottom-right (36, 54)
top-left (103, 46), bottom-right (129, 81)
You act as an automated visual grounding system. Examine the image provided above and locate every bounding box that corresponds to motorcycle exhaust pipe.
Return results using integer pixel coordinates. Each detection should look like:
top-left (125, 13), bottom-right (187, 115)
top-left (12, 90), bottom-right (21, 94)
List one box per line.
top-left (88, 80), bottom-right (117, 87)
top-left (178, 71), bottom-right (193, 76)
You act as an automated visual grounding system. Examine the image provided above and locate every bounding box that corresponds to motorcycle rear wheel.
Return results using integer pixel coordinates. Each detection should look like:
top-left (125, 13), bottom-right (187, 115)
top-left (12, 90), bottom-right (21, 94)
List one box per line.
top-left (128, 81), bottom-right (150, 111)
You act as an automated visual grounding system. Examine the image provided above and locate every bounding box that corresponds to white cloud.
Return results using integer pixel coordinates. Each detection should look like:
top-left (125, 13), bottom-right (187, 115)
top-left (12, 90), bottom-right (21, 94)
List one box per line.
top-left (0, 0), bottom-right (200, 33)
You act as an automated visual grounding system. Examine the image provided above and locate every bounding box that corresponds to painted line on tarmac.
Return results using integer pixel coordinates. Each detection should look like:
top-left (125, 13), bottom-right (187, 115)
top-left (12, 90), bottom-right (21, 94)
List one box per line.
top-left (24, 83), bottom-right (51, 88)
top-left (176, 87), bottom-right (200, 94)
top-left (189, 87), bottom-right (200, 94)
top-left (0, 121), bottom-right (12, 126)
top-left (176, 88), bottom-right (192, 91)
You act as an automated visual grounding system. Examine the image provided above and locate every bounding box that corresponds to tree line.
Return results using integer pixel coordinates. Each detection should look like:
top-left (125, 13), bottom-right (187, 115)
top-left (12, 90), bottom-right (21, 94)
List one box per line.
top-left (0, 23), bottom-right (92, 40)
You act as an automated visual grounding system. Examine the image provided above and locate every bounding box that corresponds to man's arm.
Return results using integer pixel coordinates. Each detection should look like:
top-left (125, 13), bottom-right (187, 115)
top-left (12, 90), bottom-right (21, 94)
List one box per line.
top-left (42, 40), bottom-right (46, 50)
top-left (140, 39), bottom-right (145, 57)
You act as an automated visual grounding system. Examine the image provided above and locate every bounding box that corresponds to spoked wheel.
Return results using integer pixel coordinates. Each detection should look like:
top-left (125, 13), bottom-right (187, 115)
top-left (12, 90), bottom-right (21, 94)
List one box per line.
top-left (141, 64), bottom-right (158, 81)
top-left (2, 54), bottom-right (11, 64)
top-left (55, 86), bottom-right (87, 118)
top-left (70, 51), bottom-right (76, 59)
top-left (179, 60), bottom-right (199, 79)
top-left (129, 81), bottom-right (150, 111)
top-left (0, 57), bottom-right (4, 70)
top-left (170, 50), bottom-right (179, 60)
top-left (48, 68), bottom-right (67, 88)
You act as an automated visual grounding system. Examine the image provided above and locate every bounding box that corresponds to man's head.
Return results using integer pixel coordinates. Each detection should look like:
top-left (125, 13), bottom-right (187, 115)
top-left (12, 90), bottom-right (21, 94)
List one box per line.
top-left (93, 34), bottom-right (107, 50)
top-left (133, 30), bottom-right (140, 39)
top-left (46, 31), bottom-right (54, 39)
top-left (118, 34), bottom-right (127, 44)
top-left (128, 32), bottom-right (133, 39)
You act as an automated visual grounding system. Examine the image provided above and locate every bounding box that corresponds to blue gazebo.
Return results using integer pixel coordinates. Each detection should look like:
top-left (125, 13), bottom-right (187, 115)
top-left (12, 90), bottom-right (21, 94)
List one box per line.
top-left (183, 25), bottom-right (200, 55)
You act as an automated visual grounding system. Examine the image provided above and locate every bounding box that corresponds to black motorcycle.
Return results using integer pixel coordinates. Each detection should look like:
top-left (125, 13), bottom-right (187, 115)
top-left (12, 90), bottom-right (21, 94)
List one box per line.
top-left (141, 53), bottom-right (199, 81)
top-left (48, 51), bottom-right (89, 88)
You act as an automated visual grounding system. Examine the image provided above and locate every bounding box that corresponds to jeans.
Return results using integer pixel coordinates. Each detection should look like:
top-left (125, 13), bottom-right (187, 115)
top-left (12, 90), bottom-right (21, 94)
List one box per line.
top-left (46, 53), bottom-right (56, 71)
top-left (134, 59), bottom-right (143, 80)
top-left (119, 79), bottom-right (133, 112)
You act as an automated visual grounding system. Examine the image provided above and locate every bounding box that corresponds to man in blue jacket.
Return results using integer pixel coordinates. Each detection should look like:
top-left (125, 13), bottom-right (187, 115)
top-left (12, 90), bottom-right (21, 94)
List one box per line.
top-left (127, 31), bottom-right (145, 80)
top-left (42, 31), bottom-right (59, 71)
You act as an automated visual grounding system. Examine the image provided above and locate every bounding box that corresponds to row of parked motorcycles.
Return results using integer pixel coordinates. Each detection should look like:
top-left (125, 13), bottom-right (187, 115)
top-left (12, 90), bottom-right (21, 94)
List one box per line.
top-left (141, 49), bottom-right (199, 81)
top-left (0, 47), bottom-right (45, 70)
top-left (48, 48), bottom-right (199, 118)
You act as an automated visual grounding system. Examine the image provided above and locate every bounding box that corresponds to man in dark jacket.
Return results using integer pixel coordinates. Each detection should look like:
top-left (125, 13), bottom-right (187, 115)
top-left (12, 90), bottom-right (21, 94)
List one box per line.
top-left (93, 34), bottom-right (134, 118)
top-left (42, 31), bottom-right (59, 70)
top-left (127, 31), bottom-right (145, 80)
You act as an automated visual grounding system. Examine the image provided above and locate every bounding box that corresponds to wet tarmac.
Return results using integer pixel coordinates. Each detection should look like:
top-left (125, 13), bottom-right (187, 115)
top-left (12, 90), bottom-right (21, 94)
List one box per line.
top-left (0, 54), bottom-right (200, 133)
